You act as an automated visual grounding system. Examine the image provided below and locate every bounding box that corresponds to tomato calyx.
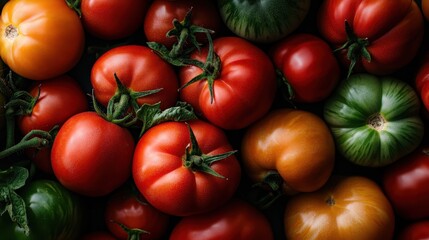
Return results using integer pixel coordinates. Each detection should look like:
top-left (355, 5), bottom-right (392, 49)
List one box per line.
top-left (65, 0), bottom-right (82, 17)
top-left (182, 123), bottom-right (236, 178)
top-left (335, 20), bottom-right (371, 78)
top-left (109, 220), bottom-right (150, 240)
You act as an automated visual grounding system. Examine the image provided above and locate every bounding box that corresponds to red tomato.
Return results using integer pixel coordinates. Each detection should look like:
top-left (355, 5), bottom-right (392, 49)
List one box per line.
top-left (105, 187), bottom-right (170, 240)
top-left (382, 147), bottom-right (429, 220)
top-left (144, 0), bottom-right (223, 48)
top-left (317, 0), bottom-right (424, 75)
top-left (81, 0), bottom-right (150, 40)
top-left (169, 198), bottom-right (274, 240)
top-left (179, 36), bottom-right (277, 130)
top-left (415, 52), bottom-right (429, 114)
top-left (398, 220), bottom-right (429, 240)
top-left (51, 111), bottom-right (135, 197)
top-left (270, 33), bottom-right (340, 103)
top-left (91, 45), bottom-right (178, 110)
top-left (81, 232), bottom-right (117, 240)
top-left (132, 120), bottom-right (241, 216)
top-left (18, 75), bottom-right (89, 174)
top-left (0, 0), bottom-right (85, 80)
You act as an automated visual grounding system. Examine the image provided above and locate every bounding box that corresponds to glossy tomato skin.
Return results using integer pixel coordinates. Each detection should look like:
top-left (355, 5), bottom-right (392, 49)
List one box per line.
top-left (144, 0), bottom-right (223, 48)
top-left (81, 232), bottom-right (117, 240)
top-left (284, 176), bottom-right (395, 240)
top-left (169, 198), bottom-right (274, 240)
top-left (241, 108), bottom-right (335, 194)
top-left (0, 0), bottom-right (85, 80)
top-left (317, 0), bottom-right (424, 75)
top-left (179, 36), bottom-right (277, 130)
top-left (382, 147), bottom-right (429, 220)
top-left (132, 120), bottom-right (241, 216)
top-left (91, 45), bottom-right (178, 110)
top-left (81, 0), bottom-right (150, 40)
top-left (270, 33), bottom-right (340, 103)
top-left (398, 220), bottom-right (429, 240)
top-left (415, 52), bottom-right (429, 114)
top-left (105, 187), bottom-right (170, 240)
top-left (51, 111), bottom-right (135, 197)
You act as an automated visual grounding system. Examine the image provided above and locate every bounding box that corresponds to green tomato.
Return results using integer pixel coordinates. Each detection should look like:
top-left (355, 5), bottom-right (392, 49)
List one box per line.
top-left (324, 73), bottom-right (424, 167)
top-left (0, 179), bottom-right (84, 240)
top-left (217, 0), bottom-right (310, 43)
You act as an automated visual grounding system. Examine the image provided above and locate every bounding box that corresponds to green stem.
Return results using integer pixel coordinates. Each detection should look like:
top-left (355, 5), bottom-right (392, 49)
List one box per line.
top-left (65, 0), bottom-right (82, 17)
top-left (0, 132), bottom-right (51, 159)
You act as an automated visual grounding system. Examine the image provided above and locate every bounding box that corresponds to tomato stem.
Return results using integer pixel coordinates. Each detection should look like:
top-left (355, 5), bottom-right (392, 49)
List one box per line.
top-left (110, 220), bottom-right (150, 240)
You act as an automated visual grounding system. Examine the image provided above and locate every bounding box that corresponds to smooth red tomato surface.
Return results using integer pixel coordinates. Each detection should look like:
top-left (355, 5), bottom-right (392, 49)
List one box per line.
top-left (398, 220), bottom-right (429, 240)
top-left (382, 147), bottom-right (429, 220)
top-left (51, 111), bottom-right (135, 197)
top-left (81, 0), bottom-right (150, 40)
top-left (144, 0), bottom-right (223, 47)
top-left (0, 0), bottom-right (85, 80)
top-left (105, 187), bottom-right (170, 240)
top-left (270, 33), bottom-right (340, 103)
top-left (81, 232), bottom-right (117, 240)
top-left (169, 198), bottom-right (274, 240)
top-left (415, 52), bottom-right (429, 113)
top-left (317, 0), bottom-right (424, 75)
top-left (132, 120), bottom-right (241, 216)
top-left (91, 45), bottom-right (178, 110)
top-left (179, 36), bottom-right (277, 130)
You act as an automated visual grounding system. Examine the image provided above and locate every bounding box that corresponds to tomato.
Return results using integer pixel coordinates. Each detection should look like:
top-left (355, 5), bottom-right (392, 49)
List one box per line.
top-left (422, 0), bottom-right (429, 21)
top-left (144, 0), bottom-right (223, 48)
top-left (317, 0), bottom-right (424, 76)
top-left (415, 51), bottom-right (429, 114)
top-left (169, 198), bottom-right (274, 240)
top-left (217, 0), bottom-right (311, 43)
top-left (0, 0), bottom-right (85, 80)
top-left (80, 0), bottom-right (150, 40)
top-left (398, 220), bottom-right (429, 240)
top-left (382, 147), bottom-right (429, 220)
top-left (132, 120), bottom-right (241, 216)
top-left (81, 232), bottom-right (117, 240)
top-left (0, 179), bottom-right (84, 240)
top-left (324, 73), bottom-right (424, 167)
top-left (91, 45), bottom-right (178, 110)
top-left (51, 111), bottom-right (135, 197)
top-left (179, 36), bottom-right (277, 130)
top-left (240, 108), bottom-right (335, 196)
top-left (105, 186), bottom-right (170, 240)
top-left (270, 33), bottom-right (341, 103)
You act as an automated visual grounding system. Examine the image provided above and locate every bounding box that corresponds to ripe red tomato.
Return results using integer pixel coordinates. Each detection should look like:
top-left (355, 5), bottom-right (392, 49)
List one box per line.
top-left (132, 120), bottom-right (241, 216)
top-left (51, 111), bottom-right (135, 197)
top-left (270, 33), bottom-right (340, 103)
top-left (0, 0), bottom-right (85, 80)
top-left (80, 0), bottom-right (150, 40)
top-left (179, 36), bottom-right (277, 130)
top-left (415, 52), bottom-right (429, 114)
top-left (317, 0), bottom-right (424, 75)
top-left (91, 45), bottom-right (179, 110)
top-left (144, 0), bottom-right (223, 48)
top-left (169, 198), bottom-right (274, 240)
top-left (398, 220), bottom-right (429, 240)
top-left (105, 187), bottom-right (170, 240)
top-left (382, 146), bottom-right (429, 220)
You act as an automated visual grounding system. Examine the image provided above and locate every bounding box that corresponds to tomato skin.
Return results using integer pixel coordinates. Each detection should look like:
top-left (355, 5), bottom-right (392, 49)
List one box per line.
top-left (317, 0), bottom-right (424, 75)
top-left (415, 52), bottom-right (429, 114)
top-left (179, 36), bottom-right (277, 130)
top-left (422, 0), bottom-right (429, 21)
top-left (270, 33), bottom-right (340, 103)
top-left (91, 45), bottom-right (178, 110)
top-left (382, 147), bottom-right (429, 220)
top-left (144, 0), bottom-right (223, 48)
top-left (284, 176), bottom-right (395, 240)
top-left (169, 198), bottom-right (274, 240)
top-left (81, 0), bottom-right (150, 40)
top-left (398, 220), bottom-right (429, 240)
top-left (51, 111), bottom-right (135, 197)
top-left (132, 120), bottom-right (241, 216)
top-left (105, 187), bottom-right (170, 240)
top-left (0, 0), bottom-right (85, 80)
top-left (241, 108), bottom-right (335, 194)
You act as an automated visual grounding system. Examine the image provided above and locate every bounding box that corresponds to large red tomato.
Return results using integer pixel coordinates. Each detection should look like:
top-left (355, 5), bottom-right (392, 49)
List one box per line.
top-left (415, 51), bottom-right (429, 114)
top-left (179, 36), bottom-right (277, 130)
top-left (398, 220), bottom-right (429, 240)
top-left (317, 0), bottom-right (424, 76)
top-left (0, 0), bottom-right (85, 80)
top-left (270, 33), bottom-right (340, 103)
top-left (132, 120), bottom-right (241, 216)
top-left (382, 146), bottom-right (429, 220)
top-left (51, 111), bottom-right (135, 197)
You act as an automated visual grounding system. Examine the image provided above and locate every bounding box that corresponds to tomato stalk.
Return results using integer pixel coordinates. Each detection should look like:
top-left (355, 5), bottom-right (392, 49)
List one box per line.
top-left (65, 0), bottom-right (82, 17)
top-left (110, 220), bottom-right (149, 240)
top-left (247, 171), bottom-right (285, 209)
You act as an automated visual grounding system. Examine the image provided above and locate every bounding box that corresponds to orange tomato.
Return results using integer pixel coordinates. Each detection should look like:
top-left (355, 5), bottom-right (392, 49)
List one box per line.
top-left (240, 108), bottom-right (335, 195)
top-left (284, 176), bottom-right (395, 240)
top-left (0, 0), bottom-right (85, 80)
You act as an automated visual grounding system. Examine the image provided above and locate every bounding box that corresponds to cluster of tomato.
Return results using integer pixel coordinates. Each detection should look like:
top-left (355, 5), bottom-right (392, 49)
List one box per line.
top-left (1, 0), bottom-right (429, 239)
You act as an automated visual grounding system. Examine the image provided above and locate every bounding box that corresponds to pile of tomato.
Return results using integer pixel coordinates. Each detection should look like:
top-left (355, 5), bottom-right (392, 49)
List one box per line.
top-left (1, 0), bottom-right (429, 239)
